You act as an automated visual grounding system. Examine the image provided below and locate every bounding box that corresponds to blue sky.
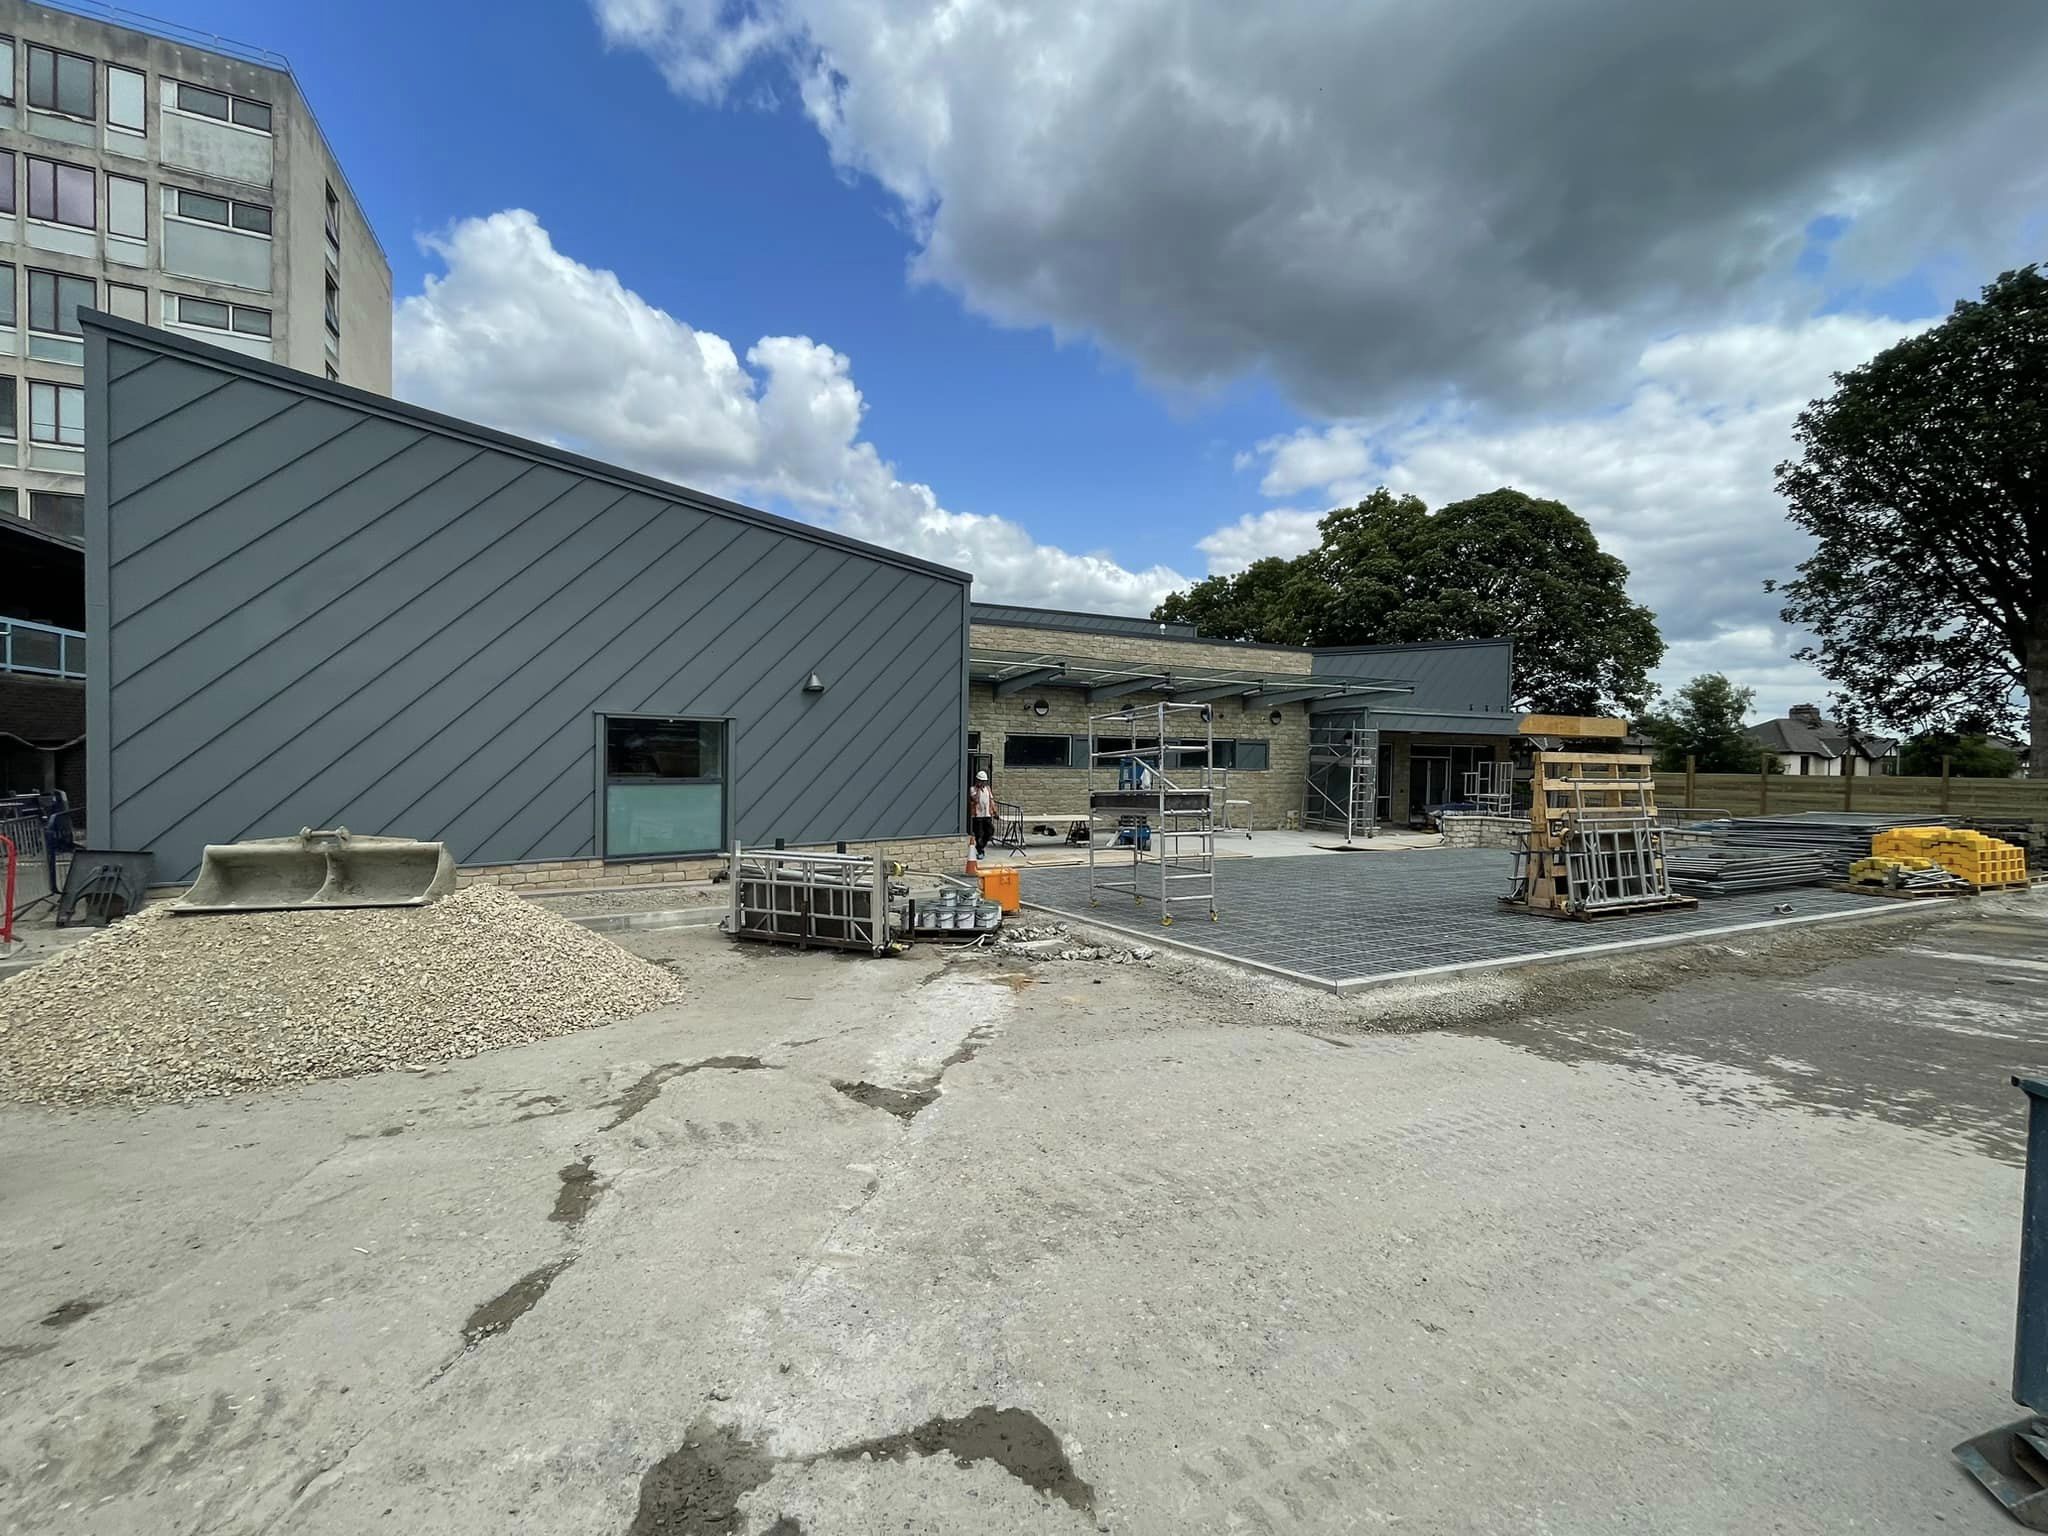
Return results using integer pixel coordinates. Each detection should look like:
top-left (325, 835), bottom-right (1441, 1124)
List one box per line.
top-left (151, 0), bottom-right (2048, 718)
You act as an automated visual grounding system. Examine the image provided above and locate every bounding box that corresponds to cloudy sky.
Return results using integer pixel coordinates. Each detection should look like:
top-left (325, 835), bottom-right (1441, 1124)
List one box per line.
top-left (198, 0), bottom-right (2048, 716)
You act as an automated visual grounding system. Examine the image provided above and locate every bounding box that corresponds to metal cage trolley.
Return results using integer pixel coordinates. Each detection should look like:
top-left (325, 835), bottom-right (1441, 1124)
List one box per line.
top-left (1084, 700), bottom-right (1219, 925)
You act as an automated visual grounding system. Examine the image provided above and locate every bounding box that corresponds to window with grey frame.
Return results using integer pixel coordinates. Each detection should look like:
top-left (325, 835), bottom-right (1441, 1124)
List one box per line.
top-left (106, 64), bottom-right (144, 133)
top-left (26, 156), bottom-right (93, 229)
top-left (0, 150), bottom-right (14, 216)
top-left (29, 379), bottom-right (83, 447)
top-left (27, 44), bottom-right (93, 119)
top-left (170, 186), bottom-right (271, 235)
top-left (603, 717), bottom-right (727, 857)
top-left (169, 79), bottom-right (270, 133)
top-left (0, 264), bottom-right (14, 330)
top-left (28, 269), bottom-right (93, 336)
top-left (173, 293), bottom-right (271, 337)
top-left (0, 374), bottom-right (15, 441)
top-left (0, 37), bottom-right (15, 107)
top-left (1004, 733), bottom-right (1071, 768)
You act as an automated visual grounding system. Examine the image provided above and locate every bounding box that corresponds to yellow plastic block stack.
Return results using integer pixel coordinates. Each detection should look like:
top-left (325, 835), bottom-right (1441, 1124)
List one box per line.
top-left (1870, 827), bottom-right (2028, 887)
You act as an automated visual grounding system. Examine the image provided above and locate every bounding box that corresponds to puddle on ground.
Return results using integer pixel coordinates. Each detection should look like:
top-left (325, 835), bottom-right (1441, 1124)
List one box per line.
top-left (604, 1058), bottom-right (774, 1130)
top-left (551, 1158), bottom-right (605, 1225)
top-left (626, 1419), bottom-right (778, 1536)
top-left (832, 1406), bottom-right (1095, 1513)
top-left (832, 1080), bottom-right (939, 1120)
top-left (462, 1258), bottom-right (575, 1347)
top-left (39, 1299), bottom-right (100, 1329)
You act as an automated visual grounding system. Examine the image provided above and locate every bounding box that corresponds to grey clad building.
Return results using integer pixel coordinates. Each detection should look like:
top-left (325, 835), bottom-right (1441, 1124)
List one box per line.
top-left (84, 315), bottom-right (970, 884)
top-left (1, 0), bottom-right (388, 811)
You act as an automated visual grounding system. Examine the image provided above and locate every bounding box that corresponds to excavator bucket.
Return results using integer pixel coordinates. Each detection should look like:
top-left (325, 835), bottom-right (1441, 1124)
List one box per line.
top-left (173, 828), bottom-right (457, 915)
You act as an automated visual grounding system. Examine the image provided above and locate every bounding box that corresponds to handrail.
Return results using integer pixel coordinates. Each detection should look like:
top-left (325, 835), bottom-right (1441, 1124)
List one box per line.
top-left (1, 616), bottom-right (87, 679)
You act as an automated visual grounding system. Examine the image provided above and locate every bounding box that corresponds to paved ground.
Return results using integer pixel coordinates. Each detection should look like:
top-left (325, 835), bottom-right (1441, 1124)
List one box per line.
top-left (1, 894), bottom-right (2043, 1533)
top-left (1024, 847), bottom-right (1887, 985)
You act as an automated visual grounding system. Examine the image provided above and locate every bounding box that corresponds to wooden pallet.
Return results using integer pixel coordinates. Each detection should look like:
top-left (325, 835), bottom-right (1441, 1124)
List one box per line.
top-left (1828, 881), bottom-right (1973, 901)
top-left (1498, 893), bottom-right (1699, 922)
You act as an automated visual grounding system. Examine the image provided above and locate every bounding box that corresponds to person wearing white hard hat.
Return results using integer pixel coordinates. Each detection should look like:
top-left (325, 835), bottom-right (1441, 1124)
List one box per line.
top-left (969, 769), bottom-right (998, 861)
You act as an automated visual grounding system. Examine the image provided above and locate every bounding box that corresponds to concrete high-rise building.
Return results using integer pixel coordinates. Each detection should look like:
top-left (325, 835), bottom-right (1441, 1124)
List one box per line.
top-left (0, 0), bottom-right (390, 814)
top-left (0, 0), bottom-right (390, 548)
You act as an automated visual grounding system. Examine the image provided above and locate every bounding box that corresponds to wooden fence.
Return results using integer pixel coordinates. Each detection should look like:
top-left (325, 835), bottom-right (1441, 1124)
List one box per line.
top-left (1659, 766), bottom-right (2048, 825)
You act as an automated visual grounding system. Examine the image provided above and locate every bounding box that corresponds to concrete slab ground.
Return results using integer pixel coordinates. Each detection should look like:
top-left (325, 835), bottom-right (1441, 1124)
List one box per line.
top-left (1023, 847), bottom-right (1896, 987)
top-left (0, 895), bottom-right (2042, 1534)
top-left (984, 827), bottom-right (1446, 869)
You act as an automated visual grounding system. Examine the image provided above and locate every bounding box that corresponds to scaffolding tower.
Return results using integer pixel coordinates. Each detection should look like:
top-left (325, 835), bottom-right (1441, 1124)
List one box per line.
top-left (1304, 723), bottom-right (1380, 845)
top-left (1463, 759), bottom-right (1515, 815)
top-left (1085, 700), bottom-right (1219, 924)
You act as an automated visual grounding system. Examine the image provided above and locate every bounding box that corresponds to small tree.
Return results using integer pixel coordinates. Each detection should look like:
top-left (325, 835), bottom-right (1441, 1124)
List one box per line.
top-left (1898, 730), bottom-right (2020, 778)
top-left (1636, 674), bottom-right (1763, 773)
top-left (1772, 264), bottom-right (2048, 776)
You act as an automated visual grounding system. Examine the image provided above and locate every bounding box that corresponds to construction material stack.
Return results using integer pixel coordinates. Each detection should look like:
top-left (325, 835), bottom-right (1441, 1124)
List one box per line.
top-left (1869, 827), bottom-right (2029, 891)
top-left (725, 844), bottom-right (913, 955)
top-left (1845, 855), bottom-right (1972, 897)
top-left (1502, 752), bottom-right (1697, 919)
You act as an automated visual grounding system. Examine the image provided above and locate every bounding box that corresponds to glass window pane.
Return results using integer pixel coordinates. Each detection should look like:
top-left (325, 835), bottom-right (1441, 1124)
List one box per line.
top-left (28, 381), bottom-right (53, 440)
top-left (108, 283), bottom-right (146, 322)
top-left (230, 305), bottom-right (271, 336)
top-left (108, 65), bottom-right (143, 130)
top-left (230, 202), bottom-right (272, 235)
top-left (1003, 733), bottom-right (1070, 767)
top-left (177, 83), bottom-right (227, 119)
top-left (57, 276), bottom-right (92, 334)
top-left (54, 164), bottom-right (92, 227)
top-left (27, 270), bottom-right (52, 331)
top-left (27, 47), bottom-right (53, 109)
top-left (604, 784), bottom-right (724, 856)
top-left (0, 150), bottom-right (13, 215)
top-left (26, 157), bottom-right (52, 220)
top-left (56, 52), bottom-right (91, 117)
top-left (177, 189), bottom-right (228, 224)
top-left (230, 97), bottom-right (270, 131)
top-left (179, 296), bottom-right (230, 328)
top-left (0, 377), bottom-right (14, 439)
top-left (0, 265), bottom-right (14, 329)
top-left (108, 175), bottom-right (144, 238)
top-left (0, 40), bottom-right (14, 105)
top-left (605, 718), bottom-right (723, 781)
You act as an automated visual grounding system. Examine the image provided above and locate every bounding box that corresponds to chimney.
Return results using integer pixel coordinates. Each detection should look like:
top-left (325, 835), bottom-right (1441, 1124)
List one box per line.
top-left (1789, 703), bottom-right (1823, 727)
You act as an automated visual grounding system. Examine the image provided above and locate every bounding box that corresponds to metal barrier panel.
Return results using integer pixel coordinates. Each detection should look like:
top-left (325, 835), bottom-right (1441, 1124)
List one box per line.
top-left (0, 810), bottom-right (57, 907)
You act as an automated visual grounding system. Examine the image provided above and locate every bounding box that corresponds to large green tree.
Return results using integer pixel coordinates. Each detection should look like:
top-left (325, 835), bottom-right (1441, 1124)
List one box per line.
top-left (1897, 729), bottom-right (2020, 778)
top-left (1772, 263), bottom-right (2048, 776)
top-left (1636, 674), bottom-right (1763, 773)
top-left (1154, 487), bottom-right (1663, 714)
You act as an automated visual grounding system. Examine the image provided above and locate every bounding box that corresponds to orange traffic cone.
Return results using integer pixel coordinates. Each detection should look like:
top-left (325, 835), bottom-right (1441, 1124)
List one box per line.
top-left (964, 838), bottom-right (980, 877)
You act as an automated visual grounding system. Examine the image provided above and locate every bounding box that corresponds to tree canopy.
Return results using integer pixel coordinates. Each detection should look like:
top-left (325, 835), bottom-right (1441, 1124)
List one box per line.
top-left (1771, 263), bottom-right (2048, 777)
top-left (1897, 730), bottom-right (2020, 778)
top-left (1154, 487), bottom-right (1663, 714)
top-left (1636, 674), bottom-right (1763, 773)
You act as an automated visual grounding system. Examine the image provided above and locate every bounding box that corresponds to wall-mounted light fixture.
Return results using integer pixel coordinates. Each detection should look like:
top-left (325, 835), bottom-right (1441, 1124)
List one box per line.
top-left (1031, 698), bottom-right (1050, 717)
top-left (803, 672), bottom-right (826, 693)
top-left (1269, 708), bottom-right (1284, 725)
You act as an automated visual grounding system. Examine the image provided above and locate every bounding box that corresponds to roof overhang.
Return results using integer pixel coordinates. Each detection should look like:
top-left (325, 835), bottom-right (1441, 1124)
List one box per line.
top-left (969, 646), bottom-right (1414, 708)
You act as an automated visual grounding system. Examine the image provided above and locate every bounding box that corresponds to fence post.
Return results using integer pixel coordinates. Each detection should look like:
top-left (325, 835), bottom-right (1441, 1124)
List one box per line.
top-left (1759, 760), bottom-right (1770, 816)
top-left (1942, 754), bottom-right (1952, 815)
top-left (1686, 753), bottom-right (1697, 811)
top-left (1844, 754), bottom-right (1855, 811)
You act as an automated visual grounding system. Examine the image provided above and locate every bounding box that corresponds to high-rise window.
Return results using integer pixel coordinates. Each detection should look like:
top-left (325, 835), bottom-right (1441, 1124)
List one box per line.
top-left (26, 157), bottom-right (94, 228)
top-left (0, 39), bottom-right (14, 107)
top-left (0, 264), bottom-right (14, 329)
top-left (27, 45), bottom-right (94, 119)
top-left (29, 380), bottom-right (85, 446)
top-left (107, 282), bottom-right (147, 322)
top-left (324, 274), bottom-right (340, 336)
top-left (108, 175), bottom-right (146, 240)
top-left (169, 80), bottom-right (270, 133)
top-left (0, 150), bottom-right (14, 216)
top-left (0, 376), bottom-right (15, 441)
top-left (172, 294), bottom-right (271, 337)
top-left (170, 186), bottom-right (271, 235)
top-left (28, 270), bottom-right (94, 335)
top-left (106, 65), bottom-right (144, 133)
top-left (324, 182), bottom-right (340, 245)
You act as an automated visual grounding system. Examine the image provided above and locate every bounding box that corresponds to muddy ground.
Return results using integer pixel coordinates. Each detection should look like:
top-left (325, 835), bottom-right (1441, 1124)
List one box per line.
top-left (1, 896), bottom-right (2043, 1533)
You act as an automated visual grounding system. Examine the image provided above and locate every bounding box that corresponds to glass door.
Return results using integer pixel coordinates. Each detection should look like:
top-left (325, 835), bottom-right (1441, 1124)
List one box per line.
top-left (1410, 748), bottom-right (1452, 815)
top-left (603, 717), bottom-right (726, 857)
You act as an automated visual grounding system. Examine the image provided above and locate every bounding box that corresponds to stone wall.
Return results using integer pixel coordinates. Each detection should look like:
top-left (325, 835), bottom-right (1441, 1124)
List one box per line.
top-left (970, 682), bottom-right (1312, 829)
top-left (1437, 813), bottom-right (1531, 849)
top-left (458, 835), bottom-right (966, 892)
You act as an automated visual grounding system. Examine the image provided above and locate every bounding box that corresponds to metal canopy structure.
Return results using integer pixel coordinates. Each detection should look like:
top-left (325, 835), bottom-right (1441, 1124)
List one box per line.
top-left (969, 646), bottom-right (1415, 709)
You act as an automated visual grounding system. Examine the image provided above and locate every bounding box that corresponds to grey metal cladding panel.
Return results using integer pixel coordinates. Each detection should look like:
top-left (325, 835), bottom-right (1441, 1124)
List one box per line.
top-left (132, 490), bottom-right (696, 868)
top-left (778, 650), bottom-right (965, 844)
top-left (105, 382), bottom-right (319, 527)
top-left (470, 751), bottom-right (601, 871)
top-left (110, 415), bottom-right (437, 625)
top-left (397, 524), bottom-right (817, 864)
top-left (111, 445), bottom-right (522, 703)
top-left (739, 585), bottom-right (964, 843)
top-left (1311, 641), bottom-right (1512, 711)
top-left (428, 539), bottom-right (861, 864)
top-left (105, 351), bottom-right (234, 436)
top-left (111, 468), bottom-right (621, 794)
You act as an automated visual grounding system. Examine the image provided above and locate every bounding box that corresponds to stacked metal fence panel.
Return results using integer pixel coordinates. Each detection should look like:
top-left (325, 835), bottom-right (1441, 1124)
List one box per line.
top-left (1716, 811), bottom-right (1950, 877)
top-left (1667, 845), bottom-right (1831, 895)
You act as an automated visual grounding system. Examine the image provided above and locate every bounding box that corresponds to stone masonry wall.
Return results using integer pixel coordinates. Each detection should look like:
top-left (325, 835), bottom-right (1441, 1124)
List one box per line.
top-left (970, 682), bottom-right (1312, 830)
top-left (459, 835), bottom-right (966, 892)
top-left (1438, 813), bottom-right (1531, 849)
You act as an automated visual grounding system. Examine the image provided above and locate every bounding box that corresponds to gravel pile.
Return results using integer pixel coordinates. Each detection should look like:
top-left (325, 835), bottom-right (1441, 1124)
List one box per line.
top-left (0, 885), bottom-right (681, 1106)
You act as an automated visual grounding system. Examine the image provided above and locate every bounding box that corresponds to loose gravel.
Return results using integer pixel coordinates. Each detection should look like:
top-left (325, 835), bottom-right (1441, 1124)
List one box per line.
top-left (0, 885), bottom-right (682, 1106)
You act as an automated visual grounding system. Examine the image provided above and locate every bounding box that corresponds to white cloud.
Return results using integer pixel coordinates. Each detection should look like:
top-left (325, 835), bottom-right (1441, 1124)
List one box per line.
top-left (1226, 313), bottom-right (1935, 716)
top-left (593, 0), bottom-right (2048, 416)
top-left (1197, 509), bottom-right (1323, 577)
top-left (393, 210), bottom-right (1185, 613)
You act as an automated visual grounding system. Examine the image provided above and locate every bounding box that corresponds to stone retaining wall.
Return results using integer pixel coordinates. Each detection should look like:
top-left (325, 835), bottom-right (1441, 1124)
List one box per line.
top-left (1437, 813), bottom-right (1531, 850)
